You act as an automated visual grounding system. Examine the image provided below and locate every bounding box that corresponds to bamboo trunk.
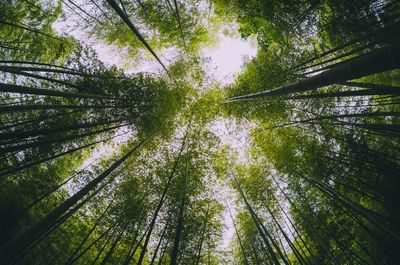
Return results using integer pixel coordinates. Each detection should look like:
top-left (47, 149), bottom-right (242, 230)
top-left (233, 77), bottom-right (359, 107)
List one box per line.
top-left (0, 142), bottom-right (144, 265)
top-left (228, 43), bottom-right (400, 101)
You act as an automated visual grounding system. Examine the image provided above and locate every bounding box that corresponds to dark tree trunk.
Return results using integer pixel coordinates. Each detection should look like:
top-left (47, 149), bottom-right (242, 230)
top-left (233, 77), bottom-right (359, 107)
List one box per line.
top-left (0, 82), bottom-right (115, 100)
top-left (228, 44), bottom-right (400, 101)
top-left (105, 0), bottom-right (168, 73)
top-left (0, 142), bottom-right (144, 265)
top-left (136, 134), bottom-right (187, 265)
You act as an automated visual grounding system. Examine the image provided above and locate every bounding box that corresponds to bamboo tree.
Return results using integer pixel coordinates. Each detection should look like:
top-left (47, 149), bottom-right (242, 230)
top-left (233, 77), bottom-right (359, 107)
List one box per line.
top-left (194, 204), bottom-right (209, 265)
top-left (227, 204), bottom-right (249, 265)
top-left (15, 179), bottom-right (113, 265)
top-left (0, 103), bottom-right (127, 114)
top-left (18, 162), bottom-right (95, 218)
top-left (105, 0), bottom-right (169, 74)
top-left (288, 86), bottom-right (400, 100)
top-left (123, 219), bottom-right (152, 265)
top-left (0, 82), bottom-right (116, 100)
top-left (292, 21), bottom-right (400, 70)
top-left (64, 201), bottom-right (113, 265)
top-left (297, 31), bottom-right (398, 73)
top-left (172, 0), bottom-right (188, 51)
top-left (0, 19), bottom-right (61, 41)
top-left (64, 0), bottom-right (104, 24)
top-left (227, 43), bottom-right (400, 101)
top-left (270, 176), bottom-right (342, 264)
top-left (170, 156), bottom-right (188, 265)
top-left (99, 224), bottom-right (127, 265)
top-left (0, 60), bottom-right (81, 71)
top-left (149, 211), bottom-right (172, 265)
top-left (67, 221), bottom-right (119, 265)
top-left (0, 122), bottom-right (129, 155)
top-left (0, 142), bottom-right (144, 265)
top-left (158, 232), bottom-right (172, 265)
top-left (90, 223), bottom-right (121, 265)
top-left (302, 174), bottom-right (400, 240)
top-left (0, 69), bottom-right (82, 89)
top-left (0, 118), bottom-right (125, 141)
top-left (136, 134), bottom-right (187, 265)
top-left (89, 0), bottom-right (110, 19)
top-left (233, 175), bottom-right (282, 265)
top-left (262, 197), bottom-right (306, 264)
top-left (0, 65), bottom-right (95, 76)
top-left (0, 134), bottom-right (121, 178)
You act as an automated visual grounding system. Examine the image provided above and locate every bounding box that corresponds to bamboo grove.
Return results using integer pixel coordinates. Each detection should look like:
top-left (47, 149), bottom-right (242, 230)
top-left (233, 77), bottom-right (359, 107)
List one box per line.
top-left (0, 0), bottom-right (399, 264)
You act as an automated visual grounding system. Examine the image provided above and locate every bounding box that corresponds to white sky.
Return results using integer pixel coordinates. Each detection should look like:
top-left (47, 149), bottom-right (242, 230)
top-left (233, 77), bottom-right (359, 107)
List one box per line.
top-left (53, 13), bottom-right (257, 84)
top-left (203, 33), bottom-right (257, 85)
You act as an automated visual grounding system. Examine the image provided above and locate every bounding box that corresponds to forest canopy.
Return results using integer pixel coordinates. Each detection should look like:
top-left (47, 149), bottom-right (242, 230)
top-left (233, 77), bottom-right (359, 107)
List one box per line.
top-left (0, 0), bottom-right (400, 264)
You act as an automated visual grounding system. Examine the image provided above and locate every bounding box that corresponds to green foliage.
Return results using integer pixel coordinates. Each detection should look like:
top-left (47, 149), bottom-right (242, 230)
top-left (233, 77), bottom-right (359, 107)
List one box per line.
top-left (1, 0), bottom-right (400, 264)
top-left (0, 0), bottom-right (75, 63)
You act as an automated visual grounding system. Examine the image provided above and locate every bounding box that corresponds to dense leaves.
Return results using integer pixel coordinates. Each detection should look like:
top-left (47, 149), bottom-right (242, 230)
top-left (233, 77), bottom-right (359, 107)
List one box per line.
top-left (0, 0), bottom-right (399, 264)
